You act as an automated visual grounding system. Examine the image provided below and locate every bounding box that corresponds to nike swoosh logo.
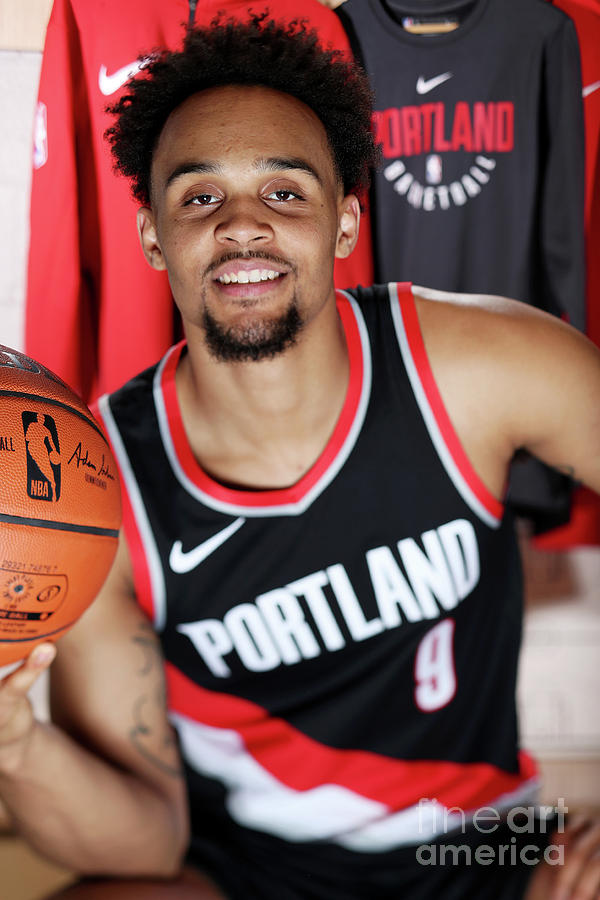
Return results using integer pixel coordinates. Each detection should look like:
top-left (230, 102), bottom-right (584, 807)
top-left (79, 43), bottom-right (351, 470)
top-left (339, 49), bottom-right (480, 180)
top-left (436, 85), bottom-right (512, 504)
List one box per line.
top-left (583, 79), bottom-right (600, 99)
top-left (169, 517), bottom-right (246, 574)
top-left (98, 60), bottom-right (145, 96)
top-left (416, 72), bottom-right (453, 95)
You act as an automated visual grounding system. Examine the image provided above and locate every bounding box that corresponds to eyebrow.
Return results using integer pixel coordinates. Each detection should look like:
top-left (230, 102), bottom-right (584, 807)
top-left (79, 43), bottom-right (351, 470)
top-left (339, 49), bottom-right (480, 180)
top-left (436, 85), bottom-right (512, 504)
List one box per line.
top-left (164, 156), bottom-right (322, 190)
top-left (256, 157), bottom-right (322, 184)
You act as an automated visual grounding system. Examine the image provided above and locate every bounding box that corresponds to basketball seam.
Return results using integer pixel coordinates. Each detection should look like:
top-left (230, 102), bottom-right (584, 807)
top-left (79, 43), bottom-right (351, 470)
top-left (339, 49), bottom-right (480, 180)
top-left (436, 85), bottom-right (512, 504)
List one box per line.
top-left (0, 512), bottom-right (119, 538)
top-left (0, 390), bottom-right (109, 445)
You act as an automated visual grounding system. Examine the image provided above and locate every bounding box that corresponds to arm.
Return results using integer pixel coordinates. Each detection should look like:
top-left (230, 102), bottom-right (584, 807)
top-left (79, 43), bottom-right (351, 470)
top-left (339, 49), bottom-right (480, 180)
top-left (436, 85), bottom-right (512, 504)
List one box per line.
top-left (0, 534), bottom-right (189, 877)
top-left (490, 303), bottom-right (600, 493)
top-left (414, 287), bottom-right (600, 498)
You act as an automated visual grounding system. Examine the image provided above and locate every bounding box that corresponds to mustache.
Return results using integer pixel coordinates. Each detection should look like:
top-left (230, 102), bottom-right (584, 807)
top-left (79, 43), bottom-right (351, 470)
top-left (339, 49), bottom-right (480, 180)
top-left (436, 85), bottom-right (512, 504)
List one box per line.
top-left (205, 250), bottom-right (295, 276)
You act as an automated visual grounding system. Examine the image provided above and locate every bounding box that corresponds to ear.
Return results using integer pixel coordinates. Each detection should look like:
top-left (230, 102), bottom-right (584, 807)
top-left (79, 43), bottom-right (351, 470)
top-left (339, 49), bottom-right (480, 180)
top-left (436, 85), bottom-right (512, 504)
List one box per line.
top-left (137, 207), bottom-right (166, 271)
top-left (335, 194), bottom-right (361, 260)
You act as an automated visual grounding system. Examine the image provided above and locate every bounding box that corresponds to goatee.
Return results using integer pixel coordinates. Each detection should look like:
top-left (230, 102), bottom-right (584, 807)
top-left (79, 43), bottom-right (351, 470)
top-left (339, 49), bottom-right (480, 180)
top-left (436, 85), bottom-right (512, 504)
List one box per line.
top-left (202, 303), bottom-right (303, 363)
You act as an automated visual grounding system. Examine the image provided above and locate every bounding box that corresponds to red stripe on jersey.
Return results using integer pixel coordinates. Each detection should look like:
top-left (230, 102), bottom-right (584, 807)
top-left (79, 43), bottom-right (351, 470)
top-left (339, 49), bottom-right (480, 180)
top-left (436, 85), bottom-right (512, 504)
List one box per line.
top-left (160, 294), bottom-right (364, 508)
top-left (93, 401), bottom-right (155, 623)
top-left (398, 286), bottom-right (504, 521)
top-left (166, 662), bottom-right (537, 813)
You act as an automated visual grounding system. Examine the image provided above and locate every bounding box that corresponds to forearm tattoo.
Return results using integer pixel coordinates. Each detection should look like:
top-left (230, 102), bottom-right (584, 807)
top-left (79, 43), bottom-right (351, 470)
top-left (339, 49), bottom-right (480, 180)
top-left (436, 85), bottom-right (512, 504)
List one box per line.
top-left (129, 622), bottom-right (182, 778)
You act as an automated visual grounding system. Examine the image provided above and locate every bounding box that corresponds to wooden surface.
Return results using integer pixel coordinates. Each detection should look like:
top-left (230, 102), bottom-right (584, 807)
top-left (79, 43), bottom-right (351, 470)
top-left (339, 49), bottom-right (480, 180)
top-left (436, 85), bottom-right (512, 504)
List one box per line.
top-left (0, 836), bottom-right (74, 900)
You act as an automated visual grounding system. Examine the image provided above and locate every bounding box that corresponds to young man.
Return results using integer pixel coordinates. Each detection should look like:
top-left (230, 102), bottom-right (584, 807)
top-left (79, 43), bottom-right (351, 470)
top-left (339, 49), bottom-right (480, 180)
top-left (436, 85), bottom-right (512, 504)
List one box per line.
top-left (1, 15), bottom-right (600, 900)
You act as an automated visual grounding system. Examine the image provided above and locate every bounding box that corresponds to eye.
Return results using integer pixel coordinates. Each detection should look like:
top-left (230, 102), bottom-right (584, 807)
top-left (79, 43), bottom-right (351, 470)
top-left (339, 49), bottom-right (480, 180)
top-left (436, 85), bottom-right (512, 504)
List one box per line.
top-left (185, 193), bottom-right (220, 206)
top-left (265, 189), bottom-right (304, 202)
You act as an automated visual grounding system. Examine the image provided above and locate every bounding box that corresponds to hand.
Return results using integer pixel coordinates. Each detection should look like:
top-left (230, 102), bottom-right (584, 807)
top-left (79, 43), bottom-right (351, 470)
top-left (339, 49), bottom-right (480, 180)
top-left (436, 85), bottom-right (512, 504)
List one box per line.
top-left (0, 643), bottom-right (56, 774)
top-left (550, 815), bottom-right (600, 900)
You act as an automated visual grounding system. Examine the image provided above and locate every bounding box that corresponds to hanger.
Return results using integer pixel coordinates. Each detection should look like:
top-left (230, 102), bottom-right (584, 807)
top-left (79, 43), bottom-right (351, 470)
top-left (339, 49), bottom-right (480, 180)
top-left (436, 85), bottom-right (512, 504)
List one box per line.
top-left (382, 0), bottom-right (470, 35)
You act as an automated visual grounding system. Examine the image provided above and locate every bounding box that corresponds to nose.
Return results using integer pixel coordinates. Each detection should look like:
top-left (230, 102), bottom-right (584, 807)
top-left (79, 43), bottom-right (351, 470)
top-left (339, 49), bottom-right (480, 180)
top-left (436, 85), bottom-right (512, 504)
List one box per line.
top-left (214, 198), bottom-right (274, 247)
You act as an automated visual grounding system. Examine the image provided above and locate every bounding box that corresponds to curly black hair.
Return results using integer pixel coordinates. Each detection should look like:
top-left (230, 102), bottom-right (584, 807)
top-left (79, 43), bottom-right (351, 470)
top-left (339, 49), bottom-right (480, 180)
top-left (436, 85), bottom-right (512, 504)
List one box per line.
top-left (105, 14), bottom-right (379, 205)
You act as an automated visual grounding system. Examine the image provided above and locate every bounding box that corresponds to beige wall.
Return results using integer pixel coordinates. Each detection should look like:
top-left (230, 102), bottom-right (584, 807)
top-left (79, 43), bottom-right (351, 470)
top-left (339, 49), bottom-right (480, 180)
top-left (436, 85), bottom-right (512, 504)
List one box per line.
top-left (0, 1), bottom-right (51, 353)
top-left (0, 0), bottom-right (53, 51)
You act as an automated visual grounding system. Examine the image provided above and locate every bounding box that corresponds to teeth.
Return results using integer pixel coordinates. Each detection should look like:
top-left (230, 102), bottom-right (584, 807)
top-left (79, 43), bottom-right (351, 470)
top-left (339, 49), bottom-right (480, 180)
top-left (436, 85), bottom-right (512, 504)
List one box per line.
top-left (218, 269), bottom-right (281, 284)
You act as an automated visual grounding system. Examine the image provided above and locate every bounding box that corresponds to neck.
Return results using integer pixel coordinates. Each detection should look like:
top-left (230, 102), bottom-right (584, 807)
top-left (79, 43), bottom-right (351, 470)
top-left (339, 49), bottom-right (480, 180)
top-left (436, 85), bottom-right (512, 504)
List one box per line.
top-left (176, 296), bottom-right (349, 490)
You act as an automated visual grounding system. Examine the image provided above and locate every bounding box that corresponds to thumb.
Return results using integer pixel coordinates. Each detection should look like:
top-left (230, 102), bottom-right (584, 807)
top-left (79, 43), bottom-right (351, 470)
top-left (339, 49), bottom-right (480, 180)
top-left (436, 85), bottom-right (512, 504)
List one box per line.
top-left (1, 643), bottom-right (56, 701)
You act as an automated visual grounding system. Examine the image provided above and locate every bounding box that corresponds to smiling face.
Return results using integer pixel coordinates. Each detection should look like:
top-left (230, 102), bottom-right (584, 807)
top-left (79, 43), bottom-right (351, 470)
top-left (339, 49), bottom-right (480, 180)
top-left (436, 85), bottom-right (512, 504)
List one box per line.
top-left (137, 85), bottom-right (359, 362)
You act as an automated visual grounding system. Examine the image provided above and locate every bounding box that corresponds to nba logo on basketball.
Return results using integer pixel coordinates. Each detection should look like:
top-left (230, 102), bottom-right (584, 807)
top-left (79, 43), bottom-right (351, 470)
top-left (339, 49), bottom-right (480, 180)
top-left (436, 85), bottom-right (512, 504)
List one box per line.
top-left (426, 154), bottom-right (443, 185)
top-left (21, 411), bottom-right (61, 502)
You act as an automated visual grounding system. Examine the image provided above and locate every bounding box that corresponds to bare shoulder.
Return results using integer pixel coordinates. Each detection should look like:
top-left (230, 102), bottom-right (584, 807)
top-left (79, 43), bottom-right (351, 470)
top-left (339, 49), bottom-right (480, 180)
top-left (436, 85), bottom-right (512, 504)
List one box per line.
top-left (414, 282), bottom-right (573, 333)
top-left (409, 285), bottom-right (600, 494)
top-left (412, 283), bottom-right (598, 382)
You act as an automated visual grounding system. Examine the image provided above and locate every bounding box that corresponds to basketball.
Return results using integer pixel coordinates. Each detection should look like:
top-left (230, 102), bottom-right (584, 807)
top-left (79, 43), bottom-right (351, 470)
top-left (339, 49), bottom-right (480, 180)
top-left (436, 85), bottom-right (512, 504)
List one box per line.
top-left (0, 345), bottom-right (121, 665)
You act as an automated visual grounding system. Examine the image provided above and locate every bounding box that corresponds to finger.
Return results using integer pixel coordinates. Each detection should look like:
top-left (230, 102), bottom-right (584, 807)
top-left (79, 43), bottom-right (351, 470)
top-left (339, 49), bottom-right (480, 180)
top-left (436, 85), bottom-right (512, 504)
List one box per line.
top-left (551, 820), bottom-right (600, 900)
top-left (0, 644), bottom-right (56, 701)
top-left (569, 850), bottom-right (600, 900)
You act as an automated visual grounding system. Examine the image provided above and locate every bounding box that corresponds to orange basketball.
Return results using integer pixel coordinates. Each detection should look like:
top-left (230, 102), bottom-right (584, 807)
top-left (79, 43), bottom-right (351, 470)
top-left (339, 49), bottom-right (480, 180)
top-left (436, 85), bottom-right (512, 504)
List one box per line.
top-left (0, 345), bottom-right (121, 665)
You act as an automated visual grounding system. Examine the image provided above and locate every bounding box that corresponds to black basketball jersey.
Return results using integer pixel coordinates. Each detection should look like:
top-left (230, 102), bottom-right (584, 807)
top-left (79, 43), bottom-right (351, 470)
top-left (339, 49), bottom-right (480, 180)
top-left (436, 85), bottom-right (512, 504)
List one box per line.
top-left (97, 284), bottom-right (538, 895)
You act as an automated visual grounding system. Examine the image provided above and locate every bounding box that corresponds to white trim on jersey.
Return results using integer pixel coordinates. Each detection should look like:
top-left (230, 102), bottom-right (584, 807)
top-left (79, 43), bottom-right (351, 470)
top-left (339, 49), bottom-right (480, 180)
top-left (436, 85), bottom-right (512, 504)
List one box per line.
top-left (153, 293), bottom-right (373, 518)
top-left (172, 711), bottom-right (539, 851)
top-left (338, 776), bottom-right (540, 852)
top-left (97, 394), bottom-right (167, 631)
top-left (388, 284), bottom-right (502, 530)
